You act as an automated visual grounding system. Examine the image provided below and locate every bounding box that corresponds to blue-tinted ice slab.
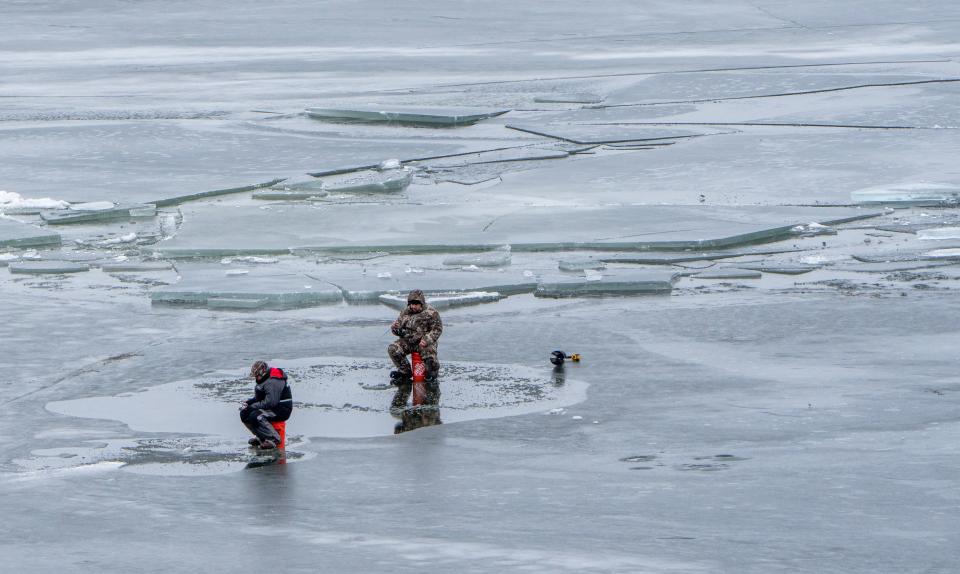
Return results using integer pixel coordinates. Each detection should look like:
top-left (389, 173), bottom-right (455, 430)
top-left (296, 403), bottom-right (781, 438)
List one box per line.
top-left (923, 248), bottom-right (960, 260)
top-left (534, 93), bottom-right (604, 104)
top-left (9, 261), bottom-right (90, 274)
top-left (851, 183), bottom-right (960, 206)
top-left (506, 123), bottom-right (720, 144)
top-left (739, 264), bottom-right (819, 275)
top-left (918, 227), bottom-right (960, 241)
top-left (558, 258), bottom-right (606, 272)
top-left (323, 169), bottom-right (413, 194)
top-left (419, 147), bottom-right (569, 169)
top-left (315, 265), bottom-right (538, 302)
top-left (146, 204), bottom-right (880, 258)
top-left (601, 247), bottom-right (804, 265)
top-left (100, 261), bottom-right (174, 272)
top-left (536, 269), bottom-right (676, 297)
top-left (0, 218), bottom-right (61, 248)
top-left (40, 204), bottom-right (156, 225)
top-left (306, 106), bottom-right (509, 126)
top-left (379, 291), bottom-right (502, 309)
top-left (252, 189), bottom-right (328, 201)
top-left (442, 248), bottom-right (512, 268)
top-left (150, 268), bottom-right (342, 309)
top-left (153, 179), bottom-right (285, 207)
top-left (691, 268), bottom-right (763, 280)
top-left (46, 357), bottom-right (587, 439)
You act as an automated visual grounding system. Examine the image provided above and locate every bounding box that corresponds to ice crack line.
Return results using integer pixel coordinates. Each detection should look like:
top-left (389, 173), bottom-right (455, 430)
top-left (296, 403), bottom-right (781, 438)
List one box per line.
top-left (590, 78), bottom-right (960, 109)
top-left (584, 121), bottom-right (922, 130)
top-left (1, 351), bottom-right (144, 406)
top-left (385, 59), bottom-right (950, 91)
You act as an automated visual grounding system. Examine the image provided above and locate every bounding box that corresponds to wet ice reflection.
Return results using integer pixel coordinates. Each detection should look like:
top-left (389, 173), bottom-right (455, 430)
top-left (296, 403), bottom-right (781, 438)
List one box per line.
top-left (47, 357), bottom-right (586, 440)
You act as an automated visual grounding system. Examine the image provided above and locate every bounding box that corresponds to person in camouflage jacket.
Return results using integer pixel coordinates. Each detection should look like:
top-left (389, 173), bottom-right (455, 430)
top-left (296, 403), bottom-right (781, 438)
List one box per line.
top-left (388, 289), bottom-right (443, 403)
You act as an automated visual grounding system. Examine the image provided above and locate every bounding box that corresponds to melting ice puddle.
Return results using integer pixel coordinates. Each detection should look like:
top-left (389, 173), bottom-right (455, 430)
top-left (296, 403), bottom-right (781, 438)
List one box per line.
top-left (47, 357), bottom-right (586, 439)
top-left (39, 357), bottom-right (586, 475)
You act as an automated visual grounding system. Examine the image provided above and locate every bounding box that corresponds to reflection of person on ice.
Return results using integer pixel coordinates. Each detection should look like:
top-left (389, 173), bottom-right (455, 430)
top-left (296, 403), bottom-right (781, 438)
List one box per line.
top-left (240, 361), bottom-right (293, 449)
top-left (388, 289), bottom-right (443, 407)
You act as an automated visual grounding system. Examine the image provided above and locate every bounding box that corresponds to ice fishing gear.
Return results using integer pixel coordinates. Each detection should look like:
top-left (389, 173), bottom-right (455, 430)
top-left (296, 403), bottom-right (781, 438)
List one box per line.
top-left (411, 351), bottom-right (427, 405)
top-left (550, 350), bottom-right (581, 366)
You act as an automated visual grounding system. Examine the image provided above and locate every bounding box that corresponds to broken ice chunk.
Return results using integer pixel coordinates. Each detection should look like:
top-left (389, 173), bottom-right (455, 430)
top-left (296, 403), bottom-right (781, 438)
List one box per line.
top-left (323, 169), bottom-right (412, 194)
top-left (151, 269), bottom-right (342, 309)
top-left (376, 271), bottom-right (392, 279)
top-left (443, 249), bottom-right (512, 268)
top-left (9, 262), bottom-right (90, 274)
top-left (100, 262), bottom-right (173, 272)
top-left (790, 222), bottom-right (835, 237)
top-left (851, 183), bottom-right (960, 205)
top-left (558, 258), bottom-right (605, 272)
top-left (252, 189), bottom-right (328, 200)
top-left (691, 268), bottom-right (762, 280)
top-left (378, 291), bottom-right (502, 310)
top-left (41, 204), bottom-right (156, 225)
top-left (923, 248), bottom-right (960, 260)
top-left (533, 93), bottom-right (604, 104)
top-left (0, 218), bottom-right (61, 249)
top-left (918, 227), bottom-right (960, 240)
top-left (99, 233), bottom-right (138, 246)
top-left (536, 270), bottom-right (676, 297)
top-left (305, 105), bottom-right (509, 126)
top-left (378, 158), bottom-right (402, 170)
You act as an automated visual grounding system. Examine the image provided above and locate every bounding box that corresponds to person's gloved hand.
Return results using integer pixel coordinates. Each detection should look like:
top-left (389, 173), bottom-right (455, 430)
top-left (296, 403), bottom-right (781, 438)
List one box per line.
top-left (238, 402), bottom-right (248, 410)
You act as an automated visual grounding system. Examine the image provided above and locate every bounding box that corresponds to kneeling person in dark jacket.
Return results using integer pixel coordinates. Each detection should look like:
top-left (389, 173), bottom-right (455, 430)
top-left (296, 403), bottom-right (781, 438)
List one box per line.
top-left (240, 360), bottom-right (293, 449)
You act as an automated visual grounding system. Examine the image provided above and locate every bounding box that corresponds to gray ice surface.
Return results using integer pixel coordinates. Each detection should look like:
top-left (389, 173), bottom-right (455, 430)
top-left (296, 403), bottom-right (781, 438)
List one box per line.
top-left (147, 203), bottom-right (879, 257)
top-left (4, 1), bottom-right (960, 573)
top-left (0, 218), bottom-right (61, 249)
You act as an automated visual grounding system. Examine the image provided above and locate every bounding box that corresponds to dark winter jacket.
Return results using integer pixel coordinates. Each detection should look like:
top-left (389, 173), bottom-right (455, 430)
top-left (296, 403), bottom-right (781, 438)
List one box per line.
top-left (246, 367), bottom-right (293, 421)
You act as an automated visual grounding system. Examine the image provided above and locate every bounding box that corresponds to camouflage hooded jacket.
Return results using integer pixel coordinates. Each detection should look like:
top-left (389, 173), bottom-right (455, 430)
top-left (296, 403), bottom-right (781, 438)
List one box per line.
top-left (391, 289), bottom-right (443, 347)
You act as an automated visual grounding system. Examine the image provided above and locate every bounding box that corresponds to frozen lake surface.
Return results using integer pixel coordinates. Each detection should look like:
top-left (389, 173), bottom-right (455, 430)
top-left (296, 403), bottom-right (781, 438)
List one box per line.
top-left (2, 1), bottom-right (960, 572)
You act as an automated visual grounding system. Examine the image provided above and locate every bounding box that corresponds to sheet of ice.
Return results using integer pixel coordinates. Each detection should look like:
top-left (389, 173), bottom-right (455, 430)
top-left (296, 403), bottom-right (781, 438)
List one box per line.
top-left (312, 264), bottom-right (539, 302)
top-left (306, 106), bottom-right (509, 126)
top-left (923, 248), bottom-right (960, 260)
top-left (506, 123), bottom-right (718, 144)
top-left (150, 267), bottom-right (342, 309)
top-left (917, 227), bottom-right (960, 240)
top-left (536, 269), bottom-right (677, 297)
top-left (691, 268), bottom-right (763, 280)
top-left (557, 258), bottom-right (606, 272)
top-left (46, 357), bottom-right (587, 439)
top-left (40, 204), bottom-right (156, 225)
top-left (442, 248), bottom-right (512, 267)
top-left (534, 93), bottom-right (604, 104)
top-left (100, 262), bottom-right (174, 272)
top-left (147, 203), bottom-right (880, 258)
top-left (378, 291), bottom-right (502, 309)
top-left (323, 169), bottom-right (413, 194)
top-left (852, 183), bottom-right (960, 206)
top-left (483, 129), bottom-right (960, 207)
top-left (9, 262), bottom-right (90, 274)
top-left (418, 147), bottom-right (570, 169)
top-left (0, 218), bottom-right (61, 249)
top-left (600, 70), bottom-right (943, 107)
top-left (252, 189), bottom-right (328, 201)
